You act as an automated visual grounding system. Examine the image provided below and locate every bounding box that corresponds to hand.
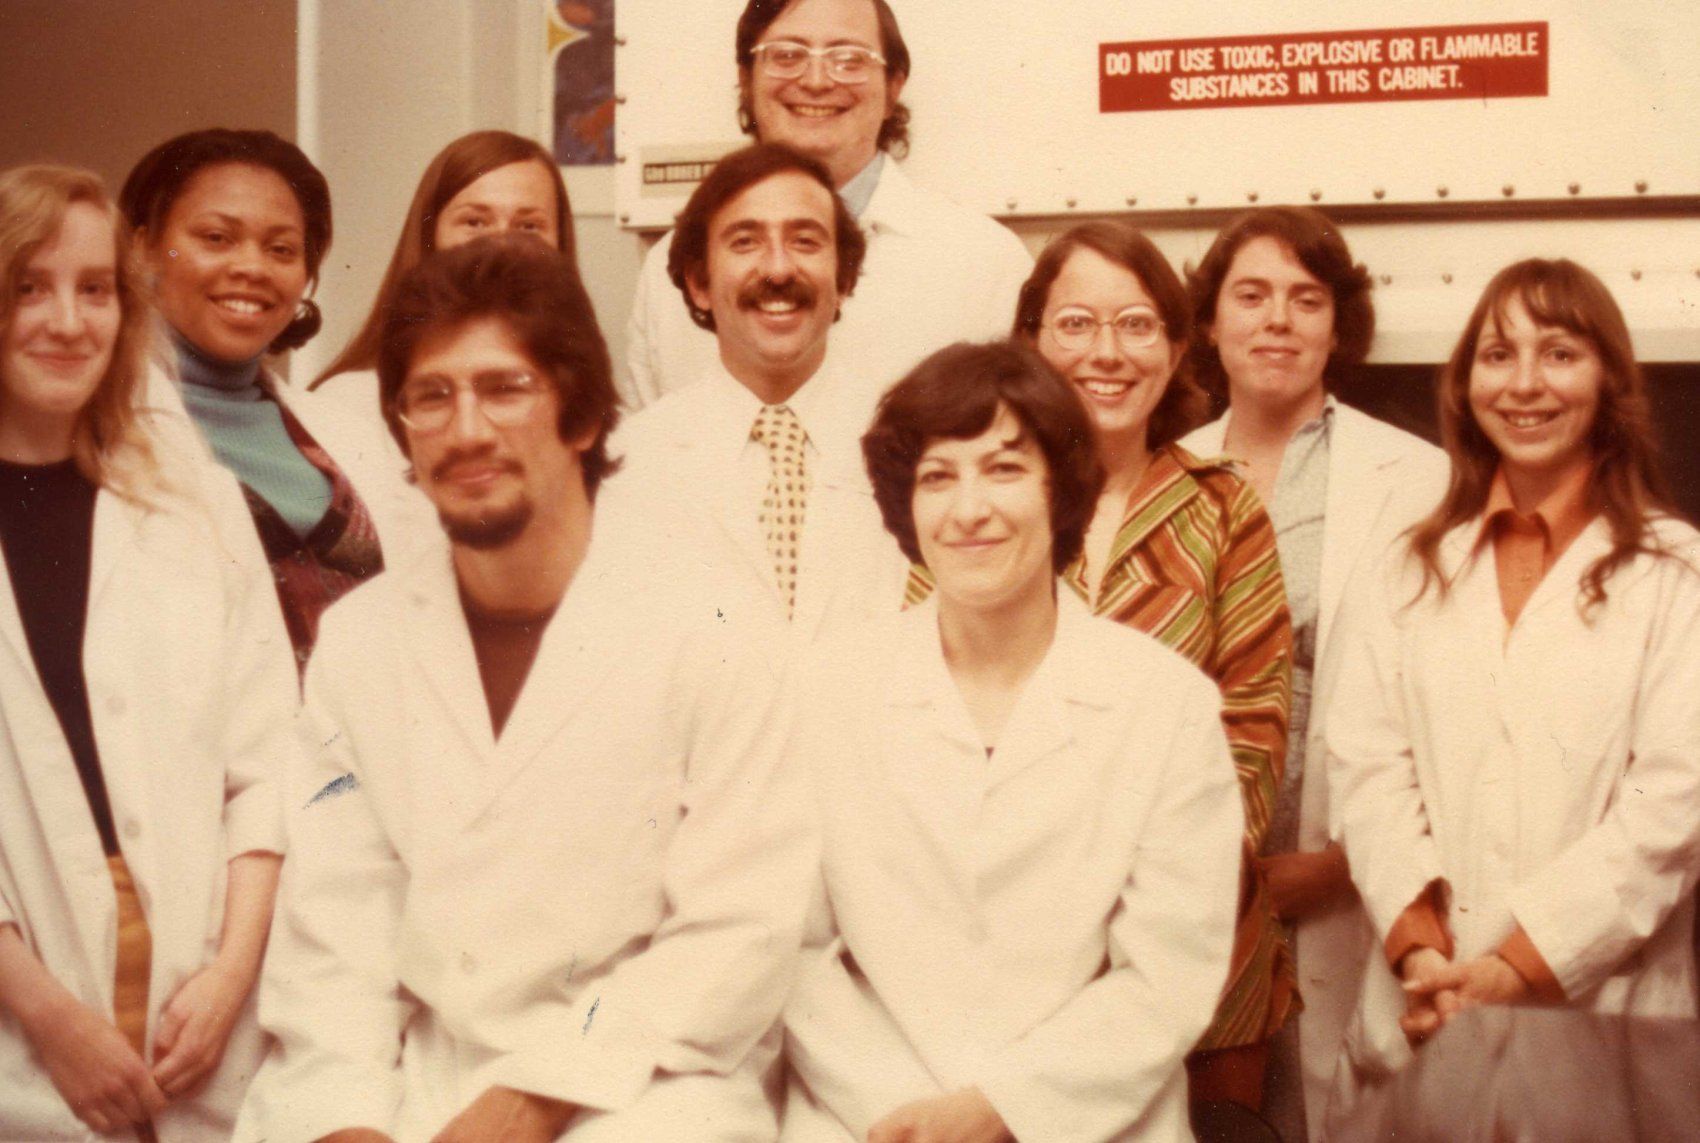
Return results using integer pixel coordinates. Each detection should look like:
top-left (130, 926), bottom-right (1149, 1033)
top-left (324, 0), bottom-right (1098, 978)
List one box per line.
top-left (317, 1131), bottom-right (398, 1143)
top-left (1422, 954), bottom-right (1531, 1011)
top-left (867, 1088), bottom-right (1013, 1143)
top-left (152, 959), bottom-right (254, 1098)
top-left (1398, 947), bottom-right (1460, 1046)
top-left (431, 1086), bottom-right (576, 1143)
top-left (27, 993), bottom-right (167, 1135)
top-left (1257, 844), bottom-right (1353, 922)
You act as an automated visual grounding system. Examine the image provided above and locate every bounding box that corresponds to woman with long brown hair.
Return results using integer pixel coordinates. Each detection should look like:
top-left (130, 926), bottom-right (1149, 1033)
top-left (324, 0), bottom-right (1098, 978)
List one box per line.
top-left (0, 164), bottom-right (297, 1141)
top-left (1328, 258), bottom-right (1700, 1105)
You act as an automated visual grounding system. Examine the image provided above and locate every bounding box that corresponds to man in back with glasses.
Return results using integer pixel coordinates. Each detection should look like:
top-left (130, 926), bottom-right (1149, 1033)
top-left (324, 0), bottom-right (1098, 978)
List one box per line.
top-left (622, 0), bottom-right (1032, 424)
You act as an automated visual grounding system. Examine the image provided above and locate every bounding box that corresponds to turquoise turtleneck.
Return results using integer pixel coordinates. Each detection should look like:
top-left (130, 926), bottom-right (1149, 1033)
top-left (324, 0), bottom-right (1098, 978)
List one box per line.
top-left (171, 328), bottom-right (333, 538)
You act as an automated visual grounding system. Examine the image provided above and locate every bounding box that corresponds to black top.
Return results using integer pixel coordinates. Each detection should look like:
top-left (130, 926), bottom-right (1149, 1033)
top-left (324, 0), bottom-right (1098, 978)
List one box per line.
top-left (459, 584), bottom-right (557, 740)
top-left (0, 458), bottom-right (116, 855)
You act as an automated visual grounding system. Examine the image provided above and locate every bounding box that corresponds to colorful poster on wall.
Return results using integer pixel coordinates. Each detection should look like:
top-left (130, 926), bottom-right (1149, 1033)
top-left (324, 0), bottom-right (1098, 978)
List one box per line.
top-left (551, 0), bottom-right (614, 164)
top-left (1100, 22), bottom-right (1548, 113)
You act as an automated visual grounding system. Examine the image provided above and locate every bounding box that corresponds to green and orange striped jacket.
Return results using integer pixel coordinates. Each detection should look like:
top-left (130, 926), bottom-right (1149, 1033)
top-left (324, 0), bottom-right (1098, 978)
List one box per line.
top-left (1064, 443), bottom-right (1298, 1052)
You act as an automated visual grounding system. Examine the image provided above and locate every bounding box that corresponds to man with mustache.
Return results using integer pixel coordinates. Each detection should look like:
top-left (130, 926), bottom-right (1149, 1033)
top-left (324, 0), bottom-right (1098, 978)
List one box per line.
top-left (606, 143), bottom-right (910, 645)
top-left (620, 0), bottom-right (1032, 414)
top-left (235, 235), bottom-right (815, 1143)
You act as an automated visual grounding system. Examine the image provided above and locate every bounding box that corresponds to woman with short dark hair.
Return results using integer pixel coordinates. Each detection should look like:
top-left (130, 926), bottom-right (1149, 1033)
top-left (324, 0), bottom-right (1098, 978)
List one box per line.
top-left (1180, 207), bottom-right (1447, 1139)
top-left (781, 340), bottom-right (1246, 1142)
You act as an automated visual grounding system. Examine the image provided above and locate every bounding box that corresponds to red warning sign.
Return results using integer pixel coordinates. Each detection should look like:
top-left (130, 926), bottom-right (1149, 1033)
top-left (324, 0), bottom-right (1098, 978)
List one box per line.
top-left (1100, 22), bottom-right (1548, 113)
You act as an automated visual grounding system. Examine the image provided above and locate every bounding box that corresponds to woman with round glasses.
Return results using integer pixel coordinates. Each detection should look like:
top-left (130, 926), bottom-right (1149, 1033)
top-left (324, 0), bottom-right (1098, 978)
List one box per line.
top-left (782, 340), bottom-right (1244, 1142)
top-left (1179, 207), bottom-right (1446, 1138)
top-left (0, 164), bottom-right (296, 1142)
top-left (1327, 259), bottom-right (1700, 1109)
top-left (121, 129), bottom-right (423, 668)
top-left (1014, 221), bottom-right (1296, 1119)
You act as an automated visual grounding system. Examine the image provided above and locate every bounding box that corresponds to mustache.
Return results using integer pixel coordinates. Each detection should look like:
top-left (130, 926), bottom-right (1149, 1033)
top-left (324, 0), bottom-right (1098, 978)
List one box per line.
top-left (429, 443), bottom-right (522, 484)
top-left (737, 276), bottom-right (817, 312)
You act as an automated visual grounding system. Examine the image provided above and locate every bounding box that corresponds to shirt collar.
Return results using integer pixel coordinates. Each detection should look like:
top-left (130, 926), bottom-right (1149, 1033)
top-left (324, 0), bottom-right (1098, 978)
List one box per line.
top-left (837, 151), bottom-right (884, 219)
top-left (702, 356), bottom-right (854, 468)
top-left (1217, 393), bottom-right (1335, 460)
top-left (1476, 462), bottom-right (1596, 553)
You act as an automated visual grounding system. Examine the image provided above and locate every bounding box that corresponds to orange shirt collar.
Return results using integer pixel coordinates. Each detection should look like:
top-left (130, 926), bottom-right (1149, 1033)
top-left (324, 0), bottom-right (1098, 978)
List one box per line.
top-left (1479, 462), bottom-right (1596, 555)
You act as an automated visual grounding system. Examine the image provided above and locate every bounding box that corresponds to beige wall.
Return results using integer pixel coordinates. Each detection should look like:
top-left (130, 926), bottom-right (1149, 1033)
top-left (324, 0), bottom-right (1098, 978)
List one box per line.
top-left (0, 0), bottom-right (295, 194)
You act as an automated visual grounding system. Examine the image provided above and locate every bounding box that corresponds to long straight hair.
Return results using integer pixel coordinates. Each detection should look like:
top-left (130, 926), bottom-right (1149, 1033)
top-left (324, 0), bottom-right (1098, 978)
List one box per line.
top-left (0, 164), bottom-right (159, 500)
top-left (313, 131), bottom-right (576, 387)
top-left (1407, 258), bottom-right (1672, 613)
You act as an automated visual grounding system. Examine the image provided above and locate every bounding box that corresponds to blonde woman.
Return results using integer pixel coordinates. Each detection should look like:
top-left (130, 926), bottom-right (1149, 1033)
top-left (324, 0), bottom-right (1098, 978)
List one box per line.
top-left (0, 164), bottom-right (297, 1141)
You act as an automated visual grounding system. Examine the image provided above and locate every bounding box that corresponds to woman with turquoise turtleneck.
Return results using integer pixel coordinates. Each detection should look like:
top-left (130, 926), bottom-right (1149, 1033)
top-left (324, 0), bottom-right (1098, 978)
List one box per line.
top-left (121, 129), bottom-right (420, 671)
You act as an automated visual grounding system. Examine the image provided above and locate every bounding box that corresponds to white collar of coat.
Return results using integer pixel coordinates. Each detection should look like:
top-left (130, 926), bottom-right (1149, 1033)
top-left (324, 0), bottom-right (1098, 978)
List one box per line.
top-left (859, 157), bottom-right (928, 238)
top-left (695, 355), bottom-right (865, 478)
top-left (885, 587), bottom-right (1121, 712)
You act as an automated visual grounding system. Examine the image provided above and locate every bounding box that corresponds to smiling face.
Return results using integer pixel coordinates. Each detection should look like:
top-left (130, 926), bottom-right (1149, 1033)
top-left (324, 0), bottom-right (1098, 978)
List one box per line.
top-left (1211, 234), bottom-right (1337, 417)
top-left (912, 406), bottom-right (1055, 617)
top-left (147, 162), bottom-right (309, 364)
top-left (686, 169), bottom-right (840, 402)
top-left (433, 159), bottom-right (561, 252)
top-left (402, 315), bottom-right (585, 551)
top-left (1467, 293), bottom-right (1602, 505)
top-left (746, 0), bottom-right (903, 187)
top-left (1034, 247), bottom-right (1180, 456)
top-left (0, 202), bottom-right (121, 462)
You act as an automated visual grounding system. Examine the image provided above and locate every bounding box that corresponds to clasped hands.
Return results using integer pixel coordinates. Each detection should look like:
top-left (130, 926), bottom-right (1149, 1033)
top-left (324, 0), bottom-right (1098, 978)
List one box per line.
top-left (1398, 946), bottom-right (1530, 1046)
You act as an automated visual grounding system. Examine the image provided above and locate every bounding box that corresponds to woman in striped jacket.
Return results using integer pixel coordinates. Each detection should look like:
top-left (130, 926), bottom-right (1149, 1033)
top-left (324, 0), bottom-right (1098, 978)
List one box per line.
top-left (1013, 221), bottom-right (1297, 1122)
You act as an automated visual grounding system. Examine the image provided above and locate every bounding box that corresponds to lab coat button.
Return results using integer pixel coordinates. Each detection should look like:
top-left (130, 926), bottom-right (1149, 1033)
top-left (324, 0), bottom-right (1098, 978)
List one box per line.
top-left (106, 695), bottom-right (126, 718)
top-left (460, 952), bottom-right (478, 974)
top-left (122, 817), bottom-right (142, 840)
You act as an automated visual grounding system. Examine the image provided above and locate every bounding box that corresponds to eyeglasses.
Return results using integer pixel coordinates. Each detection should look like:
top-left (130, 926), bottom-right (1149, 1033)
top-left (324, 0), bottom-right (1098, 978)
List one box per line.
top-left (750, 40), bottom-right (887, 84)
top-left (1042, 307), bottom-right (1166, 353)
top-left (395, 370), bottom-right (546, 433)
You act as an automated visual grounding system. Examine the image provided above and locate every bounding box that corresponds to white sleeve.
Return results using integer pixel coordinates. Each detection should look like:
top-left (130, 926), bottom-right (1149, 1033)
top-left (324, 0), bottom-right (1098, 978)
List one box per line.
top-left (241, 620), bottom-right (412, 1141)
top-left (620, 233), bottom-right (677, 410)
top-left (1325, 546), bottom-right (1447, 943)
top-left (974, 677), bottom-right (1243, 1140)
top-left (1509, 556), bottom-right (1700, 997)
top-left (489, 637), bottom-right (818, 1112)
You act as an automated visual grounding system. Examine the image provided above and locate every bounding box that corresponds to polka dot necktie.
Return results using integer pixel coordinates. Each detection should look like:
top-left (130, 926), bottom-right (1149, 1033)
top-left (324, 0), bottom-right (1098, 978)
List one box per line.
top-left (751, 403), bottom-right (810, 620)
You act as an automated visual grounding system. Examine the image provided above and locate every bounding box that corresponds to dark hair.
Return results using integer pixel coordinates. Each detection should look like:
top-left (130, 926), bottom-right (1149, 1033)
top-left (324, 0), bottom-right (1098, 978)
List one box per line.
top-left (735, 0), bottom-right (912, 157)
top-left (1014, 221), bottom-right (1207, 449)
top-left (666, 143), bottom-right (866, 332)
top-left (1186, 206), bottom-right (1373, 399)
top-left (315, 130), bottom-right (575, 387)
top-left (376, 235), bottom-right (619, 498)
top-left (863, 340), bottom-right (1103, 574)
top-left (119, 128), bottom-right (331, 353)
top-left (1407, 258), bottom-right (1671, 613)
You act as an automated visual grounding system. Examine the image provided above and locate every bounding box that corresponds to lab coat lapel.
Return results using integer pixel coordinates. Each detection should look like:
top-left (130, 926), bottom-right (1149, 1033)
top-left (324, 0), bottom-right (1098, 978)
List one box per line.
top-left (881, 606), bottom-right (985, 907)
top-left (472, 551), bottom-right (624, 818)
top-left (402, 550), bottom-right (499, 770)
top-left (988, 593), bottom-right (1108, 789)
top-left (1319, 409), bottom-right (1399, 654)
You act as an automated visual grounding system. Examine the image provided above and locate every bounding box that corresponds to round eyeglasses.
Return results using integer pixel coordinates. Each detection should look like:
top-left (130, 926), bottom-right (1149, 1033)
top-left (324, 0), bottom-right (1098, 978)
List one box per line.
top-left (750, 40), bottom-right (888, 84)
top-left (395, 370), bottom-right (545, 434)
top-left (1042, 307), bottom-right (1166, 353)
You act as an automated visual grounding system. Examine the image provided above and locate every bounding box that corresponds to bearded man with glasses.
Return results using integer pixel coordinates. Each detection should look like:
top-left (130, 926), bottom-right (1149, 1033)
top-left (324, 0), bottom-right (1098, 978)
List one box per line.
top-left (234, 235), bottom-right (815, 1143)
top-left (621, 0), bottom-right (1033, 423)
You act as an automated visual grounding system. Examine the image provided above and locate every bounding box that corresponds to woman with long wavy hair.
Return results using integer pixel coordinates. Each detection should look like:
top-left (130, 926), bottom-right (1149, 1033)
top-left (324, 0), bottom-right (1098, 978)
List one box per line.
top-left (1328, 258), bottom-right (1700, 1108)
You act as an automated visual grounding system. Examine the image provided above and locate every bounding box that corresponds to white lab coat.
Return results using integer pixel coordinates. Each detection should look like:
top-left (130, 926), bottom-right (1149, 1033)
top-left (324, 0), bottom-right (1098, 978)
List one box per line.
top-left (781, 595), bottom-right (1244, 1143)
top-left (1181, 402), bottom-right (1447, 1135)
top-left (602, 361), bottom-right (911, 650)
top-left (621, 159), bottom-right (1032, 413)
top-left (0, 473), bottom-right (298, 1141)
top-left (236, 534), bottom-right (817, 1143)
top-left (1327, 513), bottom-right (1700, 1091)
